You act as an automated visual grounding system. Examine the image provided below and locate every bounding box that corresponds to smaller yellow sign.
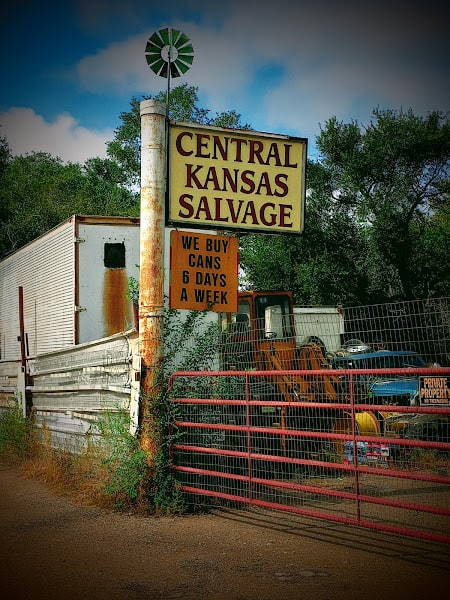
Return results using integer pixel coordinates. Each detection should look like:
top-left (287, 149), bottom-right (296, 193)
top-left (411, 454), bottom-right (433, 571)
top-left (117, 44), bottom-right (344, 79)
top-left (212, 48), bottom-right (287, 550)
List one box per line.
top-left (169, 231), bottom-right (239, 312)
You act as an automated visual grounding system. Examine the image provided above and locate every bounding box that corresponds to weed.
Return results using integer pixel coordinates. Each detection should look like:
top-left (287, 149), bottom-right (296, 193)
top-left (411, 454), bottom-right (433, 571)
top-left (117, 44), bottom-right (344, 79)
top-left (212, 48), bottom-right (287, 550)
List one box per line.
top-left (92, 410), bottom-right (153, 511)
top-left (148, 303), bottom-right (222, 513)
top-left (0, 397), bottom-right (31, 462)
top-left (403, 447), bottom-right (450, 476)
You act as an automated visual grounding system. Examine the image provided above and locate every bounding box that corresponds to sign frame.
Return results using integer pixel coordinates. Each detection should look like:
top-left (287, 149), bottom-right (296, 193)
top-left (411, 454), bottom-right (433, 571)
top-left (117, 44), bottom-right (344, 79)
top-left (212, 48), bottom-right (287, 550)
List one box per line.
top-left (166, 122), bottom-right (307, 235)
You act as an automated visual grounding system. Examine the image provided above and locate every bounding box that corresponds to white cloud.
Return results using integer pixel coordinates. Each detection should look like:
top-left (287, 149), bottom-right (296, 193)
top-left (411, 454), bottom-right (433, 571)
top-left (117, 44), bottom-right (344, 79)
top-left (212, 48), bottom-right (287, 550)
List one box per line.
top-left (71, 0), bottom-right (449, 132)
top-left (0, 108), bottom-right (112, 163)
top-left (75, 33), bottom-right (151, 93)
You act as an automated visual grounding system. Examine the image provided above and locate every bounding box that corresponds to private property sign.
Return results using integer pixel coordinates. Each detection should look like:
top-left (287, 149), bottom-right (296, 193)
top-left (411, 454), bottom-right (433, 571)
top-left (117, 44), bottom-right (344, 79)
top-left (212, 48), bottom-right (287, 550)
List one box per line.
top-left (168, 123), bottom-right (307, 234)
top-left (169, 230), bottom-right (239, 312)
top-left (418, 376), bottom-right (450, 405)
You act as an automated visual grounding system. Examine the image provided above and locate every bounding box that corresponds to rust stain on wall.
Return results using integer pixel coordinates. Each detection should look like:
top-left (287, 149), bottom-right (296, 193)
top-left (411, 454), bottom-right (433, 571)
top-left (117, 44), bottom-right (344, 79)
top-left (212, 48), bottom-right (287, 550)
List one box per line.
top-left (103, 269), bottom-right (131, 336)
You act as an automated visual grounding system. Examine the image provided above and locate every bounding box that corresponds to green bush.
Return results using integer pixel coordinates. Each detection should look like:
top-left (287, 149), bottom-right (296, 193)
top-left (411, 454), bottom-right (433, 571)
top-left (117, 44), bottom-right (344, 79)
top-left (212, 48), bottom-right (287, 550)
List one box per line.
top-left (93, 410), bottom-right (152, 511)
top-left (0, 398), bottom-right (31, 461)
top-left (151, 306), bottom-right (222, 513)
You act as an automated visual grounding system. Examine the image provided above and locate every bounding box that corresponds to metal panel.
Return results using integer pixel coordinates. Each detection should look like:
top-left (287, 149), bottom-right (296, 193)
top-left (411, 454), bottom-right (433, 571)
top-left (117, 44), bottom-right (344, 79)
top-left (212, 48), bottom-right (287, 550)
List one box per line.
top-left (0, 215), bottom-right (142, 364)
top-left (0, 218), bottom-right (75, 361)
top-left (0, 361), bottom-right (24, 412)
top-left (293, 307), bottom-right (345, 354)
top-left (29, 330), bottom-right (140, 452)
top-left (76, 219), bottom-right (140, 343)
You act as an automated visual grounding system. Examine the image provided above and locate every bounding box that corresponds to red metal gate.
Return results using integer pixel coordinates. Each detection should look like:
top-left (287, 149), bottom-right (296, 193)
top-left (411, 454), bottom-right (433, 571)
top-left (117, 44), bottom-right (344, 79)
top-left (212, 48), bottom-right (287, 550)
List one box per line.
top-left (169, 369), bottom-right (450, 543)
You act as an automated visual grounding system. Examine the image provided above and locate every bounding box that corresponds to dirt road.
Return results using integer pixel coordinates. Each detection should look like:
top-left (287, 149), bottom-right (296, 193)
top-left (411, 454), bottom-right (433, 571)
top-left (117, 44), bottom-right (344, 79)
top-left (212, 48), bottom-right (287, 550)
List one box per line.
top-left (1, 463), bottom-right (449, 600)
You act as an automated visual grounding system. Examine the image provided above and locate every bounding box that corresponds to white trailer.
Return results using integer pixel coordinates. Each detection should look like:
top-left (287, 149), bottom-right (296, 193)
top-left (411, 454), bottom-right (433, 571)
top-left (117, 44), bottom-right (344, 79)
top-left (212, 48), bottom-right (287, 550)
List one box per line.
top-left (0, 215), bottom-right (141, 362)
top-left (293, 306), bottom-right (345, 354)
top-left (0, 215), bottom-right (218, 436)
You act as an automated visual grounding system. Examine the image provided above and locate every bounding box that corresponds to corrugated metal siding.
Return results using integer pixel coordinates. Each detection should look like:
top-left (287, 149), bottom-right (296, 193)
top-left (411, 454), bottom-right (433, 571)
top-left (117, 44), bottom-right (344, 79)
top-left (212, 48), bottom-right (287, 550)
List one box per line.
top-left (29, 330), bottom-right (140, 452)
top-left (0, 218), bottom-right (75, 361)
top-left (0, 216), bottom-right (142, 364)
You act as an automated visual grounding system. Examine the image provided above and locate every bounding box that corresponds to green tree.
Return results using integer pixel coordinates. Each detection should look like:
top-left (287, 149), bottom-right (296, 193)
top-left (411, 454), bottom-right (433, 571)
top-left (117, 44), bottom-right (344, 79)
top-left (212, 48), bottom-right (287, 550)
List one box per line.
top-left (0, 135), bottom-right (12, 228)
top-left (0, 152), bottom-right (137, 258)
top-left (315, 108), bottom-right (450, 300)
top-left (0, 134), bottom-right (11, 175)
top-left (0, 85), bottom-right (248, 258)
top-left (239, 161), bottom-right (370, 305)
top-left (411, 201), bottom-right (450, 297)
top-left (106, 83), bottom-right (251, 189)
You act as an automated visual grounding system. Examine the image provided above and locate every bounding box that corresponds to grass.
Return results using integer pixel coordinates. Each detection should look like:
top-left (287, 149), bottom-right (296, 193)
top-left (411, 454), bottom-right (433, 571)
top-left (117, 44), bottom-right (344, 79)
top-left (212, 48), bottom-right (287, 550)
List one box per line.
top-left (0, 403), bottom-right (162, 513)
top-left (0, 399), bottom-right (31, 463)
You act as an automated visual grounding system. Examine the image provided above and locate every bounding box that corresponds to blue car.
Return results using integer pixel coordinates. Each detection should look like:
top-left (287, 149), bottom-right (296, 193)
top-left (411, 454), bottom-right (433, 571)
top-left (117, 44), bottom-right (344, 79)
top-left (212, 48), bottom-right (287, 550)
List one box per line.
top-left (331, 349), bottom-right (427, 406)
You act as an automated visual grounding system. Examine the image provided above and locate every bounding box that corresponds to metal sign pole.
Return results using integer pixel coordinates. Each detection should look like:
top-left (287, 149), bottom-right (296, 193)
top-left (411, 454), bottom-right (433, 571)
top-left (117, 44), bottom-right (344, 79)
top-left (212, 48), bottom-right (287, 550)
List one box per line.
top-left (139, 99), bottom-right (167, 461)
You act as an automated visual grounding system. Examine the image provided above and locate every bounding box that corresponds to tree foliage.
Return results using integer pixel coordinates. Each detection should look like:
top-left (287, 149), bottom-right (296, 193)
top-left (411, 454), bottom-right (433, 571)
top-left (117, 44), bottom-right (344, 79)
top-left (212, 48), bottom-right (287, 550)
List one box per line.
top-left (0, 84), bottom-right (248, 258)
top-left (106, 83), bottom-right (251, 189)
top-left (2, 96), bottom-right (448, 304)
top-left (240, 109), bottom-right (450, 304)
top-left (0, 150), bottom-right (137, 259)
top-left (315, 108), bottom-right (450, 300)
top-left (239, 161), bottom-right (371, 305)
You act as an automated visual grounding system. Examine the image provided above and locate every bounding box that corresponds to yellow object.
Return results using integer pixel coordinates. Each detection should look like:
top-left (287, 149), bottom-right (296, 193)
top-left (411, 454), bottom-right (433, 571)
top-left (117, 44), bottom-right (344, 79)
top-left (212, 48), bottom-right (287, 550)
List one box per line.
top-left (332, 411), bottom-right (380, 454)
top-left (355, 411), bottom-right (380, 435)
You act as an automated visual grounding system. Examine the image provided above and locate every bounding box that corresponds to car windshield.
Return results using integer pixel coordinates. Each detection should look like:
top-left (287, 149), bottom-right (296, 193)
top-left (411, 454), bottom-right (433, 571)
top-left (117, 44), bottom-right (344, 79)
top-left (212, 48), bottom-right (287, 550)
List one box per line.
top-left (335, 353), bottom-right (426, 370)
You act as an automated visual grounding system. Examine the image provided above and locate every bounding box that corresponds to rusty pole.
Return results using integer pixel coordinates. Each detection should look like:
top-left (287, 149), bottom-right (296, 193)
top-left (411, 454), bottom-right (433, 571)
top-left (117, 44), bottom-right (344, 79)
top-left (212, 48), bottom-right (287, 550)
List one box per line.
top-left (139, 99), bottom-right (167, 460)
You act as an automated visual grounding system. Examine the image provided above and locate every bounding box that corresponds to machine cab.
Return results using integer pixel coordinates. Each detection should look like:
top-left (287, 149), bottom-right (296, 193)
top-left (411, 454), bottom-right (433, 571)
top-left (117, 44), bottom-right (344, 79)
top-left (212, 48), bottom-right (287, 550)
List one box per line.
top-left (220, 291), bottom-right (297, 371)
top-left (221, 290), bottom-right (295, 341)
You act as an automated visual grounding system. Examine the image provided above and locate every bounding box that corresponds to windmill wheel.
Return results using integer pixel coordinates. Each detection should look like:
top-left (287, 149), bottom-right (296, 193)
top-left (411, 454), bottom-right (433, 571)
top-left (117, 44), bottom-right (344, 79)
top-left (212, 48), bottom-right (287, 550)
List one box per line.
top-left (145, 28), bottom-right (194, 78)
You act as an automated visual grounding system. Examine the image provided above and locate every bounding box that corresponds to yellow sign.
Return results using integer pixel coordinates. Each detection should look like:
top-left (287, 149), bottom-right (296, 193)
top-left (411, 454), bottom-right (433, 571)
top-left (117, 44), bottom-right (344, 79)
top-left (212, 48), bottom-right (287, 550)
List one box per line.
top-left (169, 230), bottom-right (239, 312)
top-left (168, 123), bottom-right (306, 234)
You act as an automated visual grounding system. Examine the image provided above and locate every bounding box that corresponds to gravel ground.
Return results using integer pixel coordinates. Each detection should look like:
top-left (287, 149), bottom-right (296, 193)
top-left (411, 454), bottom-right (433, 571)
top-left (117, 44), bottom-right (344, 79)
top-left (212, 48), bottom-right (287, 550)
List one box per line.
top-left (1, 463), bottom-right (449, 600)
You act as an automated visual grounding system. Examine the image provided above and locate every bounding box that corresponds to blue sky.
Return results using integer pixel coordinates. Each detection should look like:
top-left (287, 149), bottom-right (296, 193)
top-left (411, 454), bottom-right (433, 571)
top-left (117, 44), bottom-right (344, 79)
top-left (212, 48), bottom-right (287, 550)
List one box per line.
top-left (1, 0), bottom-right (449, 164)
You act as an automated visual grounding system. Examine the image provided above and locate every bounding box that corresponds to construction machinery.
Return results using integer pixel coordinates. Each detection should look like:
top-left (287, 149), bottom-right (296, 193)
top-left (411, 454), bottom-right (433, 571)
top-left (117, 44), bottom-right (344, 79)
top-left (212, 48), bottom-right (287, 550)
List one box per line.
top-left (221, 289), bottom-right (340, 402)
top-left (220, 290), bottom-right (446, 458)
top-left (220, 290), bottom-right (347, 461)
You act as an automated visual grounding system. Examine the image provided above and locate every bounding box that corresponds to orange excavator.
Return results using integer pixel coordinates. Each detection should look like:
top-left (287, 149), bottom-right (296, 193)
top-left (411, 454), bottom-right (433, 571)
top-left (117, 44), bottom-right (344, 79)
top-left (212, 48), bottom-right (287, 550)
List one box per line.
top-left (220, 291), bottom-right (344, 455)
top-left (221, 290), bottom-right (341, 401)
